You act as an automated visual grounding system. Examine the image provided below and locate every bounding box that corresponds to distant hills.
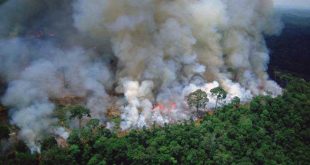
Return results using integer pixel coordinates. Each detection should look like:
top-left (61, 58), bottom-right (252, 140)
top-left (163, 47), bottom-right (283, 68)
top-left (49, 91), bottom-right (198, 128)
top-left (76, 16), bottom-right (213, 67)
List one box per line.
top-left (267, 9), bottom-right (310, 80)
top-left (277, 9), bottom-right (310, 27)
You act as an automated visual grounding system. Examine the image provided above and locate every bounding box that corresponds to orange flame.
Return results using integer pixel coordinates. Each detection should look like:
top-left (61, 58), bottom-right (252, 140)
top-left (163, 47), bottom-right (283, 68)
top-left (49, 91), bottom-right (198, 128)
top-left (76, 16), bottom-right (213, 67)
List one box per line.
top-left (170, 102), bottom-right (177, 109)
top-left (154, 103), bottom-right (165, 111)
top-left (153, 102), bottom-right (177, 112)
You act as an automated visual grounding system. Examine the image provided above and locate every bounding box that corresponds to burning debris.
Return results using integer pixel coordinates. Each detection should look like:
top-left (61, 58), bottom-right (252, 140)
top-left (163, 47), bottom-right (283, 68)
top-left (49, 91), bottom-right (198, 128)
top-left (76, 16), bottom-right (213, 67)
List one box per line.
top-left (106, 106), bottom-right (120, 119)
top-left (51, 96), bottom-right (86, 106)
top-left (0, 0), bottom-right (283, 152)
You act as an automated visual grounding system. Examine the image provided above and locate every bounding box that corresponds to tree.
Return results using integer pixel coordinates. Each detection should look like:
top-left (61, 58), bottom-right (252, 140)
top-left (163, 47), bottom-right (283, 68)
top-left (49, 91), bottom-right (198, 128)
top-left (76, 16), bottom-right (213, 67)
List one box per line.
top-left (231, 96), bottom-right (241, 108)
top-left (86, 119), bottom-right (100, 131)
top-left (67, 105), bottom-right (91, 129)
top-left (41, 137), bottom-right (58, 151)
top-left (210, 86), bottom-right (227, 109)
top-left (41, 147), bottom-right (73, 165)
top-left (1, 74), bottom-right (309, 164)
top-left (87, 154), bottom-right (106, 165)
top-left (187, 89), bottom-right (209, 114)
top-left (0, 124), bottom-right (10, 139)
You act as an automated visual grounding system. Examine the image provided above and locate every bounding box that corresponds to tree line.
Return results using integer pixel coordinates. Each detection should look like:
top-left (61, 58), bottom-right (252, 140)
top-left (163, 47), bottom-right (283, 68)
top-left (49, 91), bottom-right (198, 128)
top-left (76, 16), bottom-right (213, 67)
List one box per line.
top-left (0, 74), bottom-right (309, 164)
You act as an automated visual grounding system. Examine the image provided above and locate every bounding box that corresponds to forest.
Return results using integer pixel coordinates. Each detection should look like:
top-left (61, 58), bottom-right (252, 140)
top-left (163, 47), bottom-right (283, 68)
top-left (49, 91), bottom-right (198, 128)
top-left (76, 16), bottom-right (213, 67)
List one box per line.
top-left (0, 1), bottom-right (309, 164)
top-left (0, 72), bottom-right (309, 165)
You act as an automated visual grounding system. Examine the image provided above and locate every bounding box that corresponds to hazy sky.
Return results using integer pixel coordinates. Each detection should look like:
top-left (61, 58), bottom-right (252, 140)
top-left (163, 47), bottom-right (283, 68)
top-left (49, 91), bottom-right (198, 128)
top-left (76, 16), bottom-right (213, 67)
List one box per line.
top-left (274, 0), bottom-right (310, 10)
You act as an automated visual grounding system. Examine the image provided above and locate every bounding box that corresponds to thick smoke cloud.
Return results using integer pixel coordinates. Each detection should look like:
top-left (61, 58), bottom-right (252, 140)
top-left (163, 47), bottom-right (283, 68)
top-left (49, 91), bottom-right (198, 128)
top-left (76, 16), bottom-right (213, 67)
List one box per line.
top-left (0, 0), bottom-right (282, 152)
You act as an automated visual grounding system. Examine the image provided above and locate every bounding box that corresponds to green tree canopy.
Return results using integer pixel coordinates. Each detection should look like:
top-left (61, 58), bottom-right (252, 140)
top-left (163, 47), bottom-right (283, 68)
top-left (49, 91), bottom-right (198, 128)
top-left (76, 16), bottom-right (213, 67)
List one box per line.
top-left (67, 105), bottom-right (91, 129)
top-left (231, 96), bottom-right (241, 107)
top-left (187, 89), bottom-right (209, 113)
top-left (210, 86), bottom-right (227, 109)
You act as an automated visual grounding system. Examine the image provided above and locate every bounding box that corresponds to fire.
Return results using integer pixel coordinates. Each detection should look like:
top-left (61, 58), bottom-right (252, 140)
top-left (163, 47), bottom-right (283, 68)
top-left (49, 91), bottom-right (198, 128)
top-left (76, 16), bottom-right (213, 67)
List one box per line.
top-left (153, 102), bottom-right (177, 112)
top-left (153, 103), bottom-right (165, 111)
top-left (170, 102), bottom-right (177, 109)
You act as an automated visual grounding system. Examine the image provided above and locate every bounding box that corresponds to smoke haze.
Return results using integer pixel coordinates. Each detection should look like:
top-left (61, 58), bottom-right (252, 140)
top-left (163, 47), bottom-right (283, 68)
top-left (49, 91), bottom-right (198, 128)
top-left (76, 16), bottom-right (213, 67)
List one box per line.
top-left (0, 0), bottom-right (282, 152)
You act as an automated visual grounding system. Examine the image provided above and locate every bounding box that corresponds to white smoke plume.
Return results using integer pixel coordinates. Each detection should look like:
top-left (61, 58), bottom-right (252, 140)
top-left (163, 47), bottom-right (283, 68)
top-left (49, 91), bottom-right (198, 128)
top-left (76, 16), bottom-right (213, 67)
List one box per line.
top-left (0, 0), bottom-right (282, 151)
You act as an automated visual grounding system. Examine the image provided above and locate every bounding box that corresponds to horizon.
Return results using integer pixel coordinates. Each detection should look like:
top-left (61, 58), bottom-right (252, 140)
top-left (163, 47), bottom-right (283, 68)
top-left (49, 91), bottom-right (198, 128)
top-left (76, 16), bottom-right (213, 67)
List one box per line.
top-left (274, 0), bottom-right (310, 10)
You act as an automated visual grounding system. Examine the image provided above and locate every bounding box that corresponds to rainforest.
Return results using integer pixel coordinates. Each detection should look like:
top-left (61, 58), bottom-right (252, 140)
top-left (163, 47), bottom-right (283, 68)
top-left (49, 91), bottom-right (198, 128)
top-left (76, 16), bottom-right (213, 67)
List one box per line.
top-left (0, 0), bottom-right (309, 164)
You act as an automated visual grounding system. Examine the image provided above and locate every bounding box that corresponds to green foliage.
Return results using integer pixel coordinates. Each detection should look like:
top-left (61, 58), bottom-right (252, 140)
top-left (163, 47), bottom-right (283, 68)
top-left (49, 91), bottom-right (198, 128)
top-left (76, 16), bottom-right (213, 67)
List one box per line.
top-left (210, 86), bottom-right (227, 109)
top-left (68, 105), bottom-right (91, 120)
top-left (67, 105), bottom-right (91, 129)
top-left (86, 119), bottom-right (100, 130)
top-left (41, 147), bottom-right (74, 165)
top-left (41, 137), bottom-right (57, 151)
top-left (1, 75), bottom-right (309, 164)
top-left (67, 129), bottom-right (81, 145)
top-left (231, 96), bottom-right (241, 107)
top-left (54, 106), bottom-right (70, 127)
top-left (87, 154), bottom-right (106, 165)
top-left (55, 105), bottom-right (92, 129)
top-left (0, 141), bottom-right (36, 165)
top-left (210, 86), bottom-right (227, 99)
top-left (187, 89), bottom-right (209, 112)
top-left (7, 152), bottom-right (37, 165)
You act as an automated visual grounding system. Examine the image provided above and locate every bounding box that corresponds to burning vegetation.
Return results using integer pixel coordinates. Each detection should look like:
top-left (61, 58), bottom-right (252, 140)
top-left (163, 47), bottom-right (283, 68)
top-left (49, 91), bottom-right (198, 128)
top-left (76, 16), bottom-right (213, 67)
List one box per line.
top-left (51, 96), bottom-right (86, 106)
top-left (0, 0), bottom-right (285, 152)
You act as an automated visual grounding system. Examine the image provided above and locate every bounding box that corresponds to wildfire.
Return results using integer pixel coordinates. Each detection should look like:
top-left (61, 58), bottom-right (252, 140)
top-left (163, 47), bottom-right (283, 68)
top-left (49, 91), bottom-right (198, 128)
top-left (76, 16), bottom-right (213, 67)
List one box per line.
top-left (154, 103), bottom-right (165, 111)
top-left (153, 102), bottom-right (177, 112)
top-left (51, 96), bottom-right (85, 106)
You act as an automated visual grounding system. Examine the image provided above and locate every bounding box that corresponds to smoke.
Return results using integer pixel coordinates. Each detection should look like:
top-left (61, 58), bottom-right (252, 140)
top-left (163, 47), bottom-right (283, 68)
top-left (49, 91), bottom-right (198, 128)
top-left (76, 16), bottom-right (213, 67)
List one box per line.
top-left (0, 0), bottom-right (282, 152)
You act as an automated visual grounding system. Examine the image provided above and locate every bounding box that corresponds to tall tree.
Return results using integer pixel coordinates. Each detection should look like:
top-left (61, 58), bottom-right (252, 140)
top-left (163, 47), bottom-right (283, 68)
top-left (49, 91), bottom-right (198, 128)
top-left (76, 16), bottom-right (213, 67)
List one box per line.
top-left (210, 86), bottom-right (227, 109)
top-left (86, 119), bottom-right (100, 131)
top-left (67, 105), bottom-right (91, 129)
top-left (187, 89), bottom-right (209, 114)
top-left (231, 96), bottom-right (241, 108)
